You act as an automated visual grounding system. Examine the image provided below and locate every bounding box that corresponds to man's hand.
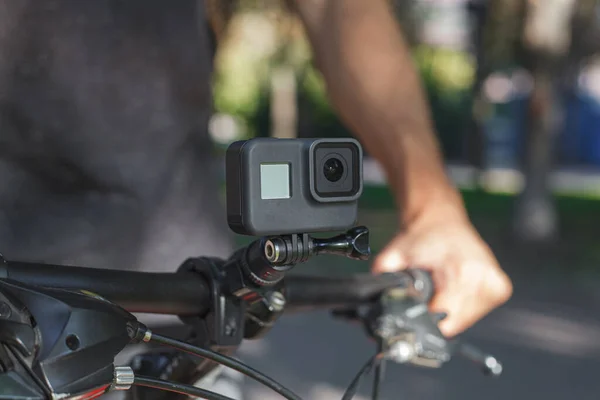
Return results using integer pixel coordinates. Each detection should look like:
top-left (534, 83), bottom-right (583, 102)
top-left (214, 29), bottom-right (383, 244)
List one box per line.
top-left (372, 202), bottom-right (513, 338)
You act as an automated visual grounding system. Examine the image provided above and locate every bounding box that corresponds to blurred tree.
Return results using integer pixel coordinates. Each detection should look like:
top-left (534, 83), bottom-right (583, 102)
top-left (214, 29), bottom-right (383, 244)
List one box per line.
top-left (209, 0), bottom-right (484, 160)
top-left (567, 0), bottom-right (600, 98)
top-left (467, 0), bottom-right (526, 176)
top-left (208, 0), bottom-right (307, 139)
top-left (206, 0), bottom-right (236, 44)
top-left (389, 0), bottom-right (420, 46)
top-left (513, 0), bottom-right (581, 243)
top-left (465, 0), bottom-right (600, 243)
top-left (570, 0), bottom-right (600, 62)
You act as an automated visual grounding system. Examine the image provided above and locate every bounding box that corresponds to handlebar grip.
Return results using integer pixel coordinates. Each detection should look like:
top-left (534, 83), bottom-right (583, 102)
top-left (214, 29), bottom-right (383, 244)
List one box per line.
top-left (0, 260), bottom-right (211, 316)
top-left (284, 272), bottom-right (412, 312)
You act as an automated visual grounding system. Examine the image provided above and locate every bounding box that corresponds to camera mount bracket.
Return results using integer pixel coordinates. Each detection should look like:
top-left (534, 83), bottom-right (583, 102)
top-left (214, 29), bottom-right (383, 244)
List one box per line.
top-left (217, 226), bottom-right (371, 340)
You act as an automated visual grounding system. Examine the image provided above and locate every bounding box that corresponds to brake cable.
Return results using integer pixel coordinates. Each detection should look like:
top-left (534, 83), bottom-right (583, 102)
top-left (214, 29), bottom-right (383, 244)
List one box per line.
top-left (137, 327), bottom-right (302, 400)
top-left (341, 352), bottom-right (386, 400)
top-left (136, 326), bottom-right (392, 400)
top-left (133, 375), bottom-right (236, 400)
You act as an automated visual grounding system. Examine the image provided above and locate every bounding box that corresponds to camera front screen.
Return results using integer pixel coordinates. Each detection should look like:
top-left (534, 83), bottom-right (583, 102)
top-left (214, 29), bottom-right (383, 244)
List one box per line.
top-left (260, 163), bottom-right (291, 200)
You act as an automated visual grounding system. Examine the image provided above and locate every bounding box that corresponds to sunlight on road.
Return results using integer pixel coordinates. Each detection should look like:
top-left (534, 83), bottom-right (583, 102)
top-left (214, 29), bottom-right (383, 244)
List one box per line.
top-left (486, 306), bottom-right (600, 358)
top-left (247, 384), bottom-right (370, 400)
top-left (237, 338), bottom-right (270, 358)
top-left (245, 370), bottom-right (446, 400)
top-left (308, 384), bottom-right (369, 400)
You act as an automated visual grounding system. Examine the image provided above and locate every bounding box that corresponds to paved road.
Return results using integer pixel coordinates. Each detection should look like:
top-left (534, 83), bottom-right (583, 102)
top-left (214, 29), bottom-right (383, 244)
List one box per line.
top-left (236, 270), bottom-right (600, 400)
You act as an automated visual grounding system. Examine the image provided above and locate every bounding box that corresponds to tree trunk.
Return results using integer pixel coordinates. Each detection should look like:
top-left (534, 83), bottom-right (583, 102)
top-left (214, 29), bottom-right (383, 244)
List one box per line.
top-left (512, 0), bottom-right (577, 243)
top-left (270, 66), bottom-right (297, 138)
top-left (465, 0), bottom-right (490, 179)
top-left (513, 72), bottom-right (561, 242)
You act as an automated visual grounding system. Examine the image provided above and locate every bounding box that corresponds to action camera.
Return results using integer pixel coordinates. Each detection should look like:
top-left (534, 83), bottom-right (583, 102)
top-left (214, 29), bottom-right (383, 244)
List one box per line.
top-left (226, 138), bottom-right (363, 236)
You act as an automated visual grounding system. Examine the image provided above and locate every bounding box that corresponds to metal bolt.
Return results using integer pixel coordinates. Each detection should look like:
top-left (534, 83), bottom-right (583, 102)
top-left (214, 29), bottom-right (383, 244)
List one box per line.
top-left (388, 341), bottom-right (415, 364)
top-left (268, 291), bottom-right (286, 311)
top-left (375, 315), bottom-right (396, 339)
top-left (224, 319), bottom-right (237, 337)
top-left (484, 356), bottom-right (503, 376)
top-left (414, 278), bottom-right (425, 292)
top-left (264, 239), bottom-right (285, 263)
top-left (112, 366), bottom-right (134, 391)
top-left (0, 302), bottom-right (11, 319)
top-left (142, 330), bottom-right (152, 343)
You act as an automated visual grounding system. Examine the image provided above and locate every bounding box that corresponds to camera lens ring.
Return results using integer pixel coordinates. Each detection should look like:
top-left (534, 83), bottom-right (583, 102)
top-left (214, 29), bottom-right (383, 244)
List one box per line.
top-left (310, 140), bottom-right (362, 202)
top-left (323, 156), bottom-right (346, 183)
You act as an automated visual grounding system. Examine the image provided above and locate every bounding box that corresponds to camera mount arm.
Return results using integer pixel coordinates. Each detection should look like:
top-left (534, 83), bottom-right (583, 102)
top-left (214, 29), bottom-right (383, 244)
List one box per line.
top-left (264, 226), bottom-right (370, 266)
top-left (232, 226), bottom-right (371, 341)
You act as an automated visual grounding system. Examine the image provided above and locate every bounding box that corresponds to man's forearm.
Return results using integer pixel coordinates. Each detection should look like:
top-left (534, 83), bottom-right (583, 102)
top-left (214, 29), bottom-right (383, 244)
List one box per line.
top-left (295, 0), bottom-right (465, 224)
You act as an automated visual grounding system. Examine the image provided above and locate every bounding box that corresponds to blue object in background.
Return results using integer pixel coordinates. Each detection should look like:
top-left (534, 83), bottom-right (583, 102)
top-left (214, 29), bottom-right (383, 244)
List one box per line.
top-left (495, 90), bottom-right (600, 167)
top-left (483, 95), bottom-right (528, 169)
top-left (483, 115), bottom-right (519, 169)
top-left (565, 91), bottom-right (600, 165)
top-left (562, 94), bottom-right (584, 165)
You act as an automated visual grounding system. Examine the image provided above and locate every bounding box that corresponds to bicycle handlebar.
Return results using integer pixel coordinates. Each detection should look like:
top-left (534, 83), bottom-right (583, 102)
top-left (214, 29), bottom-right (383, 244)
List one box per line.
top-left (283, 273), bottom-right (413, 312)
top-left (0, 260), bottom-right (410, 315)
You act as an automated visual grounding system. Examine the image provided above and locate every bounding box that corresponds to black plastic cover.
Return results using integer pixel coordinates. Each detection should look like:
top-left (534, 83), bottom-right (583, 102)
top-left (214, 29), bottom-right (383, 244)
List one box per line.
top-left (0, 279), bottom-right (137, 398)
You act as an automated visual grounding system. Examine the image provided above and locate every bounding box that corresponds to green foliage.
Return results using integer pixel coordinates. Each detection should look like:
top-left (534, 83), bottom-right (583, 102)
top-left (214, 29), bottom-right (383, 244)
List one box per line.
top-left (212, 15), bottom-right (475, 158)
top-left (299, 67), bottom-right (329, 118)
top-left (212, 43), bottom-right (271, 126)
top-left (297, 47), bottom-right (475, 157)
top-left (296, 66), bottom-right (352, 139)
top-left (413, 46), bottom-right (475, 91)
top-left (414, 47), bottom-right (475, 159)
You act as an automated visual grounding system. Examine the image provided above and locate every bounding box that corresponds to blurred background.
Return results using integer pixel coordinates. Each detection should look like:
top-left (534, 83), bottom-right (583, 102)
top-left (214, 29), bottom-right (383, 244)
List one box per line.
top-left (206, 0), bottom-right (600, 399)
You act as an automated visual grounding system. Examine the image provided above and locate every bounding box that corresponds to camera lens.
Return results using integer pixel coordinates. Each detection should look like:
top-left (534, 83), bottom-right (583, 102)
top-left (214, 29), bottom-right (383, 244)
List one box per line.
top-left (323, 157), bottom-right (344, 182)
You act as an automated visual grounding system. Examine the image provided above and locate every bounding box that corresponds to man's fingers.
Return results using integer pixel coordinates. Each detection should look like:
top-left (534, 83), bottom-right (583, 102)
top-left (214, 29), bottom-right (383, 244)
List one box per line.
top-left (484, 265), bottom-right (513, 308)
top-left (372, 250), bottom-right (407, 273)
top-left (431, 295), bottom-right (478, 337)
top-left (372, 236), bottom-right (409, 273)
top-left (429, 264), bottom-right (513, 338)
top-left (371, 227), bottom-right (513, 337)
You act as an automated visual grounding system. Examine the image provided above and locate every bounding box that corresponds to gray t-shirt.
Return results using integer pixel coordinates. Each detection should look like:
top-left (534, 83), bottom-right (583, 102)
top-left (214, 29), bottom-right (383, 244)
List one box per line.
top-left (0, 0), bottom-right (233, 272)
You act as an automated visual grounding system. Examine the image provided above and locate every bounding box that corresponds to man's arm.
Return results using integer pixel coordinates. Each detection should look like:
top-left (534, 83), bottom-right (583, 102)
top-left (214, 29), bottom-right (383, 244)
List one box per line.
top-left (293, 0), bottom-right (512, 337)
top-left (293, 0), bottom-right (465, 225)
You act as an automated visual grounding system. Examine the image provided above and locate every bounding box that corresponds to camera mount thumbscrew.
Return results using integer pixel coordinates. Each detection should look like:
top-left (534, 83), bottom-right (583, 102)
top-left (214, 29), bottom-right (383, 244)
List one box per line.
top-left (264, 226), bottom-right (370, 265)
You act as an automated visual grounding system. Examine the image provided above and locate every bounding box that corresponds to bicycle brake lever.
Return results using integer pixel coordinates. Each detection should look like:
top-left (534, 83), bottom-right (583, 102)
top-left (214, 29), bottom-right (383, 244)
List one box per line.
top-left (370, 285), bottom-right (503, 377)
top-left (371, 291), bottom-right (452, 368)
top-left (453, 341), bottom-right (503, 377)
top-left (335, 270), bottom-right (503, 378)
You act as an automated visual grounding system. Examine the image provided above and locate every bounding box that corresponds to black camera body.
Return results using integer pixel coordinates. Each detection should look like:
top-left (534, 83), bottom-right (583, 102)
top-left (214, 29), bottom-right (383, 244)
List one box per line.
top-left (226, 138), bottom-right (363, 236)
